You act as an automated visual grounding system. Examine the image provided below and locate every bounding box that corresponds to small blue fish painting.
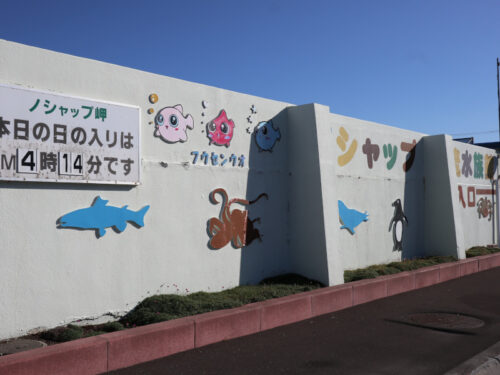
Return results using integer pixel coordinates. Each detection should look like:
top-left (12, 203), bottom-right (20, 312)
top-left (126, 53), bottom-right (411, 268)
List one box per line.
top-left (58, 197), bottom-right (150, 238)
top-left (254, 120), bottom-right (281, 152)
top-left (338, 200), bottom-right (368, 234)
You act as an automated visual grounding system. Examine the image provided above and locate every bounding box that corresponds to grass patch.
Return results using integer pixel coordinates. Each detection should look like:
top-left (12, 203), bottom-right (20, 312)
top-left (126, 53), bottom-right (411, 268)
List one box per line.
top-left (344, 255), bottom-right (458, 283)
top-left (466, 246), bottom-right (500, 258)
top-left (28, 247), bottom-right (500, 345)
top-left (40, 324), bottom-right (84, 342)
top-left (30, 248), bottom-right (500, 345)
top-left (35, 273), bottom-right (322, 343)
top-left (39, 321), bottom-right (125, 343)
top-left (120, 273), bottom-right (323, 327)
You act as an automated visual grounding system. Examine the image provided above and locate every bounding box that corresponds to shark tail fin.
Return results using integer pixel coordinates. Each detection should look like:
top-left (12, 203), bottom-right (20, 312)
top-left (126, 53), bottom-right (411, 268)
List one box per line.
top-left (132, 205), bottom-right (150, 227)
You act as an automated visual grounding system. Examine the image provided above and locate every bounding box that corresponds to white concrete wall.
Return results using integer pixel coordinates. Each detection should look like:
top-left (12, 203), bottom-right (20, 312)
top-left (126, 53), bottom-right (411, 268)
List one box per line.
top-left (0, 40), bottom-right (293, 339)
top-left (0, 39), bottom-right (497, 340)
top-left (327, 114), bottom-right (426, 270)
top-left (422, 135), bottom-right (460, 257)
top-left (448, 139), bottom-right (498, 254)
top-left (287, 104), bottom-right (331, 286)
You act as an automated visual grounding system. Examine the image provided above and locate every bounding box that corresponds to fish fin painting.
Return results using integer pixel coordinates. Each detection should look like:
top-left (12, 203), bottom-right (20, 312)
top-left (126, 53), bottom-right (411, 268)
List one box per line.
top-left (58, 196), bottom-right (150, 238)
top-left (154, 104), bottom-right (194, 143)
top-left (254, 120), bottom-right (281, 152)
top-left (388, 198), bottom-right (408, 251)
top-left (206, 110), bottom-right (235, 147)
top-left (207, 188), bottom-right (268, 249)
top-left (338, 200), bottom-right (369, 234)
top-left (114, 221), bottom-right (127, 233)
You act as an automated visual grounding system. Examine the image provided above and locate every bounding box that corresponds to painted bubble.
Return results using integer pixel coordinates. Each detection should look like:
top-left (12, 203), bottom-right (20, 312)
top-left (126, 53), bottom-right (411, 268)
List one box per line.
top-left (149, 94), bottom-right (159, 104)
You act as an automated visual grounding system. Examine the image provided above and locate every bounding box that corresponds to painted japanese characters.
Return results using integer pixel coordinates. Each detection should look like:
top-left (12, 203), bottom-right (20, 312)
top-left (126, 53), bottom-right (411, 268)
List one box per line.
top-left (337, 127), bottom-right (358, 167)
top-left (1, 85), bottom-right (139, 183)
top-left (154, 104), bottom-right (194, 143)
top-left (207, 188), bottom-right (268, 249)
top-left (254, 120), bottom-right (281, 152)
top-left (455, 147), bottom-right (496, 221)
top-left (388, 199), bottom-right (408, 251)
top-left (207, 110), bottom-right (235, 147)
top-left (58, 197), bottom-right (150, 238)
top-left (338, 200), bottom-right (368, 234)
top-left (454, 147), bottom-right (496, 180)
top-left (336, 125), bottom-right (417, 173)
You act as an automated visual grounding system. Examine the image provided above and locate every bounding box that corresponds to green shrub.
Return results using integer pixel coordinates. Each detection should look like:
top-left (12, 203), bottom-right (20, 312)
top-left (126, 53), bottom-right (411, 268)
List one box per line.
top-left (344, 255), bottom-right (458, 283)
top-left (466, 246), bottom-right (500, 258)
top-left (344, 268), bottom-right (379, 282)
top-left (120, 273), bottom-right (322, 327)
top-left (259, 273), bottom-right (323, 287)
top-left (84, 330), bottom-right (107, 337)
top-left (40, 324), bottom-right (83, 342)
top-left (99, 321), bottom-right (124, 332)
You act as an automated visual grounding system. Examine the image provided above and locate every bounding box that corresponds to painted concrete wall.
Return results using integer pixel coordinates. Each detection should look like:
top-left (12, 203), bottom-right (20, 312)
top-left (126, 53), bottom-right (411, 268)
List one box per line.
top-left (0, 39), bottom-right (294, 339)
top-left (287, 104), bottom-right (331, 285)
top-left (0, 39), bottom-right (497, 340)
top-left (448, 139), bottom-right (497, 254)
top-left (422, 135), bottom-right (459, 257)
top-left (327, 114), bottom-right (426, 271)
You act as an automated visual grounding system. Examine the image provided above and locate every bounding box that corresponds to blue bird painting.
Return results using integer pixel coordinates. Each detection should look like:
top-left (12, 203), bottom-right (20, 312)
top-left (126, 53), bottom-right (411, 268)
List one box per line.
top-left (58, 197), bottom-right (150, 238)
top-left (338, 200), bottom-right (369, 234)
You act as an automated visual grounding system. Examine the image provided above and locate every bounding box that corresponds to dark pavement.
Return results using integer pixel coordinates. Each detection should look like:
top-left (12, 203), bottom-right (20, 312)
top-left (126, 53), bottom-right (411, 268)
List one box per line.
top-left (108, 267), bottom-right (500, 375)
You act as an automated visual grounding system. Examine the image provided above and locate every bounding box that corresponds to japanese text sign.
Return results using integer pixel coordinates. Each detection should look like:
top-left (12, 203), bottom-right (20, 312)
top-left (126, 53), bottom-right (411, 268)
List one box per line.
top-left (0, 84), bottom-right (140, 184)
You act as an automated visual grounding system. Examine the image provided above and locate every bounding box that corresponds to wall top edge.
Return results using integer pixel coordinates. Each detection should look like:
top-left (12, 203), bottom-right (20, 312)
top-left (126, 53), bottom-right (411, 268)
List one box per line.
top-left (3, 38), bottom-right (495, 152)
top-left (329, 112), bottom-right (428, 138)
top-left (0, 39), bottom-right (293, 108)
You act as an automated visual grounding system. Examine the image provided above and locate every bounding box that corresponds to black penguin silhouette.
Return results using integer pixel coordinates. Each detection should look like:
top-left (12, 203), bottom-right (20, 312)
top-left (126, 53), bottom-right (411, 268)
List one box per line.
top-left (388, 199), bottom-right (408, 251)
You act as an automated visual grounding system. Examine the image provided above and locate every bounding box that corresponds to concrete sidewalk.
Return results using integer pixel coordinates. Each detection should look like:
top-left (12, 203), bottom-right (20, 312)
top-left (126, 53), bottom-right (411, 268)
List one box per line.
top-left (109, 267), bottom-right (500, 375)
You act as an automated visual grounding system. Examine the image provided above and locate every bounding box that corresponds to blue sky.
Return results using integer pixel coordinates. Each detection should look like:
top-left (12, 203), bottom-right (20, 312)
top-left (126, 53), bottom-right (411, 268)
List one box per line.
top-left (1, 0), bottom-right (499, 142)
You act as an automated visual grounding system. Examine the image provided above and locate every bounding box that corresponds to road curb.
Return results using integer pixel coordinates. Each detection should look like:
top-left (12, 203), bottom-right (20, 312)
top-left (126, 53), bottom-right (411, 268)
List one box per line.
top-left (0, 253), bottom-right (498, 375)
top-left (444, 340), bottom-right (500, 375)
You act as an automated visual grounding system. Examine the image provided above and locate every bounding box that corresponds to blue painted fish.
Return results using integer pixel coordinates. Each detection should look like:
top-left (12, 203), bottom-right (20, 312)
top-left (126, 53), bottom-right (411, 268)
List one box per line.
top-left (58, 197), bottom-right (150, 238)
top-left (338, 200), bottom-right (368, 234)
top-left (254, 120), bottom-right (281, 152)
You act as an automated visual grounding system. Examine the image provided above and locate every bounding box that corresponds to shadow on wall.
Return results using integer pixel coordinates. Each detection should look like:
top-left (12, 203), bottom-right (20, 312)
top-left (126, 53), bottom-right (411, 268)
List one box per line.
top-left (401, 138), bottom-right (424, 259)
top-left (0, 181), bottom-right (134, 192)
top-left (239, 108), bottom-right (291, 285)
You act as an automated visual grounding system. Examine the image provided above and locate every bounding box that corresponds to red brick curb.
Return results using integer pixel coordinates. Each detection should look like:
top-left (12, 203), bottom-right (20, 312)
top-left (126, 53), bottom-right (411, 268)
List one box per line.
top-left (0, 253), bottom-right (498, 375)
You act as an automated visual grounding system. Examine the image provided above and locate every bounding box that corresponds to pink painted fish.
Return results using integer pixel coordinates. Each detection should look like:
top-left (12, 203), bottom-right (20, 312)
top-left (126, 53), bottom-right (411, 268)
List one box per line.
top-left (206, 110), bottom-right (235, 147)
top-left (154, 104), bottom-right (194, 143)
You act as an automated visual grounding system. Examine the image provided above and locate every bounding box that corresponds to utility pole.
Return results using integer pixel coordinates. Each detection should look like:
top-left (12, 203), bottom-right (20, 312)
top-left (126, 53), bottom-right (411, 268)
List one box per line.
top-left (496, 58), bottom-right (500, 246)
top-left (497, 57), bottom-right (500, 142)
top-left (498, 58), bottom-right (500, 141)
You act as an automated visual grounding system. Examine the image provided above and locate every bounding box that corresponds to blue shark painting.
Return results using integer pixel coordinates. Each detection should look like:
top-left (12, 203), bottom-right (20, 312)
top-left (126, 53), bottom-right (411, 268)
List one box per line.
top-left (58, 197), bottom-right (150, 238)
top-left (338, 200), bottom-right (368, 234)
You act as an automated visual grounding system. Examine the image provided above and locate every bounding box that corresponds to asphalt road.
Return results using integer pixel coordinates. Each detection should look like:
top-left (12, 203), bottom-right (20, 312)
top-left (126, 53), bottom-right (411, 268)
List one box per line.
top-left (107, 267), bottom-right (500, 375)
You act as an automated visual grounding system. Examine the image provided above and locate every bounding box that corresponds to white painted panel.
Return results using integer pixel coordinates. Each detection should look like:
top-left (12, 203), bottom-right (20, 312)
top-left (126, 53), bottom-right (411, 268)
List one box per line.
top-left (0, 84), bottom-right (140, 184)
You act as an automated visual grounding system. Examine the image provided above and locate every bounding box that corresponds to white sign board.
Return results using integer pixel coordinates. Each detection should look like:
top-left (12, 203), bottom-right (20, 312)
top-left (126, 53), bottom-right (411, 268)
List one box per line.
top-left (0, 84), bottom-right (140, 184)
